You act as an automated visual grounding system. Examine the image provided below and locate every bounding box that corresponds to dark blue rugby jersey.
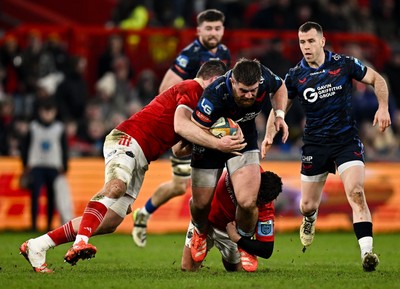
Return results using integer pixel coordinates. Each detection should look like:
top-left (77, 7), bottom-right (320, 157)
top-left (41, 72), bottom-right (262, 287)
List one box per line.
top-left (192, 65), bottom-right (283, 150)
top-left (170, 39), bottom-right (231, 80)
top-left (285, 50), bottom-right (367, 142)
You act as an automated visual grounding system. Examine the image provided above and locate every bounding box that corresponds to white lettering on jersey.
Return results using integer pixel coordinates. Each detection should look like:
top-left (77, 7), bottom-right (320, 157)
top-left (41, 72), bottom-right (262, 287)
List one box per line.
top-left (303, 84), bottom-right (343, 103)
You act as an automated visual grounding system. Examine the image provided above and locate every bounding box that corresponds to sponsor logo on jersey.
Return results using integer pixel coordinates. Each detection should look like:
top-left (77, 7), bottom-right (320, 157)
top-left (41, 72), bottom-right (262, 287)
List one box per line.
top-left (299, 77), bottom-right (307, 84)
top-left (328, 68), bottom-right (341, 75)
top-left (195, 111), bottom-right (212, 123)
top-left (310, 69), bottom-right (325, 76)
top-left (303, 84), bottom-right (343, 103)
top-left (200, 98), bottom-right (214, 115)
top-left (258, 220), bottom-right (273, 236)
top-left (235, 111), bottom-right (260, 122)
top-left (176, 55), bottom-right (189, 68)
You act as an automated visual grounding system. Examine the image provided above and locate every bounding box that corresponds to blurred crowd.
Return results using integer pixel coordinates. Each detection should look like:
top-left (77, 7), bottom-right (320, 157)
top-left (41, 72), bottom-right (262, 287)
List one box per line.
top-left (1, 0), bottom-right (400, 161)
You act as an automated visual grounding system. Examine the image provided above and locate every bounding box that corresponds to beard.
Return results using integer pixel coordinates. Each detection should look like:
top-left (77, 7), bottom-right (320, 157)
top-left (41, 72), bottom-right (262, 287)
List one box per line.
top-left (201, 37), bottom-right (220, 50)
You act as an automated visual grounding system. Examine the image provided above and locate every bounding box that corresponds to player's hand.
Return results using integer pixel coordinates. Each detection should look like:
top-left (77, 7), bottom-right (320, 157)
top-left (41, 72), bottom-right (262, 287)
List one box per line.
top-left (217, 134), bottom-right (246, 155)
top-left (373, 108), bottom-right (391, 132)
top-left (274, 117), bottom-right (289, 143)
top-left (226, 221), bottom-right (241, 243)
top-left (261, 136), bottom-right (274, 159)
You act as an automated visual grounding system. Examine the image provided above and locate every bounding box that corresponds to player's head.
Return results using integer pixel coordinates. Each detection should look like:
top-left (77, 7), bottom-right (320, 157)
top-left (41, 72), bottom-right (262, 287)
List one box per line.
top-left (196, 59), bottom-right (228, 80)
top-left (298, 21), bottom-right (325, 65)
top-left (257, 171), bottom-right (283, 206)
top-left (196, 9), bottom-right (225, 50)
top-left (230, 58), bottom-right (261, 108)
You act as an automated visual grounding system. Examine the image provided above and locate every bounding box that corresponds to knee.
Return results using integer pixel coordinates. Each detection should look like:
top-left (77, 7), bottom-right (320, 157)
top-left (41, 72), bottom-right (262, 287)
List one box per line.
top-left (348, 186), bottom-right (367, 207)
top-left (103, 179), bottom-right (126, 198)
top-left (171, 179), bottom-right (190, 197)
top-left (236, 195), bottom-right (257, 211)
top-left (300, 200), bottom-right (318, 214)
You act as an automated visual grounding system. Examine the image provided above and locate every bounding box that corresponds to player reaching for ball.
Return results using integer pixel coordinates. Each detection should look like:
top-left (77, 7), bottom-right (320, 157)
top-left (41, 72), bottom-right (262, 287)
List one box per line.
top-left (132, 8), bottom-right (231, 248)
top-left (175, 58), bottom-right (289, 264)
top-left (19, 60), bottom-right (246, 272)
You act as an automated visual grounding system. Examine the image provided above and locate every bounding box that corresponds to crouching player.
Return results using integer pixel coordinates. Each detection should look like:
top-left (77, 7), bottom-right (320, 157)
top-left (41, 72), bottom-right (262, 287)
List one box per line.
top-left (181, 168), bottom-right (282, 272)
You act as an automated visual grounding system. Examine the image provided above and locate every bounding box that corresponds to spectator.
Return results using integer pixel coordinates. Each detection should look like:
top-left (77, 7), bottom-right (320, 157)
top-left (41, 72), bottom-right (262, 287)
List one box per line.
top-left (20, 98), bottom-right (69, 231)
top-left (97, 34), bottom-right (132, 79)
top-left (54, 55), bottom-right (88, 122)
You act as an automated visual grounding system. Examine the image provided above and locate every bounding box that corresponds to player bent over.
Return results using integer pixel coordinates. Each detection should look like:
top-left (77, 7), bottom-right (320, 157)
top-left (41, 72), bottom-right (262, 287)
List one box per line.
top-left (181, 169), bottom-right (282, 272)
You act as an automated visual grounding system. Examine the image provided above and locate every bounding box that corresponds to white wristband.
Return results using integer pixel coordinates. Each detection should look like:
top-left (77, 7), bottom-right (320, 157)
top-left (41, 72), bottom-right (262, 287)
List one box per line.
top-left (274, 109), bottom-right (285, 119)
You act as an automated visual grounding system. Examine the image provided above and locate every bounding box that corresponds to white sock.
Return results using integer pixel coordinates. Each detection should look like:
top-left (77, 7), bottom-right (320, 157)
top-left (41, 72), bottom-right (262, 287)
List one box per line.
top-left (141, 207), bottom-right (151, 216)
top-left (358, 236), bottom-right (373, 258)
top-left (74, 235), bottom-right (89, 245)
top-left (32, 234), bottom-right (56, 252)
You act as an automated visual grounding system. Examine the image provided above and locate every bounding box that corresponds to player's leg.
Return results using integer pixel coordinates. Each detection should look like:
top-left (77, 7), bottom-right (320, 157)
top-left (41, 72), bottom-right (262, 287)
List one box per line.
top-left (299, 178), bottom-right (325, 248)
top-left (132, 155), bottom-right (191, 247)
top-left (64, 130), bottom-right (148, 265)
top-left (227, 152), bottom-right (260, 238)
top-left (338, 163), bottom-right (379, 271)
top-left (212, 227), bottom-right (242, 272)
top-left (190, 168), bottom-right (221, 262)
top-left (298, 143), bottom-right (332, 249)
top-left (20, 196), bottom-right (131, 273)
top-left (181, 221), bottom-right (203, 271)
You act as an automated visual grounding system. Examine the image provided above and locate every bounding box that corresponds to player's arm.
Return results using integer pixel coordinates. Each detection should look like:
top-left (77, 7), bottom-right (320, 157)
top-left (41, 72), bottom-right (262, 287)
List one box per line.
top-left (159, 69), bottom-right (184, 93)
top-left (261, 98), bottom-right (293, 158)
top-left (226, 221), bottom-right (274, 259)
top-left (361, 66), bottom-right (391, 132)
top-left (269, 82), bottom-right (289, 142)
top-left (174, 106), bottom-right (246, 153)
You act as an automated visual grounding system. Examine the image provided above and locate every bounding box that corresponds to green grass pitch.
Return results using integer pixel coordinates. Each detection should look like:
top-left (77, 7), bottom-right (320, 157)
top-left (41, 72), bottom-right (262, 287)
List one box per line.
top-left (1, 231), bottom-right (399, 289)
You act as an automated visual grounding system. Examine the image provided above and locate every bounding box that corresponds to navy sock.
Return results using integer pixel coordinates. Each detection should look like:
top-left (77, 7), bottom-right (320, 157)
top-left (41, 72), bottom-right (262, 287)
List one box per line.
top-left (144, 198), bottom-right (158, 214)
top-left (353, 221), bottom-right (373, 240)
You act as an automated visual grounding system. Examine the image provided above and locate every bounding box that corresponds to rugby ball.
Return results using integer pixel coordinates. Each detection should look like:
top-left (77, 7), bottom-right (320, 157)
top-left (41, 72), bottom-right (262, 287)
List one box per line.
top-left (210, 117), bottom-right (238, 138)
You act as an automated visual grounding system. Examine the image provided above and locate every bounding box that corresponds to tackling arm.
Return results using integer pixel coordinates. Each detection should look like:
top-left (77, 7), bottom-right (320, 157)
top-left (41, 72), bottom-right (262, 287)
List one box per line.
top-left (226, 221), bottom-right (274, 259)
top-left (174, 106), bottom-right (246, 153)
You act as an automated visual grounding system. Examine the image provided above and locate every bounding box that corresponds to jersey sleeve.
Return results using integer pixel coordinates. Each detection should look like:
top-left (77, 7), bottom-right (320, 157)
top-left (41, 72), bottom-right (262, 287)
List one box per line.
top-left (261, 65), bottom-right (283, 94)
top-left (255, 203), bottom-right (275, 242)
top-left (346, 55), bottom-right (367, 81)
top-left (284, 70), bottom-right (298, 100)
top-left (170, 46), bottom-right (200, 80)
top-left (191, 83), bottom-right (225, 128)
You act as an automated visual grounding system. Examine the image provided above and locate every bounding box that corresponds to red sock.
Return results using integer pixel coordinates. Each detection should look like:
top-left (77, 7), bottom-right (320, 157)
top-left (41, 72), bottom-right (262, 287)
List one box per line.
top-left (48, 220), bottom-right (76, 245)
top-left (77, 201), bottom-right (108, 238)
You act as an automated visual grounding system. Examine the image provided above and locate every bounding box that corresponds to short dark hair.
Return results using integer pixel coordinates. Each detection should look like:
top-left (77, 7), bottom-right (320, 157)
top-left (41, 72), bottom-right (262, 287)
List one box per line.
top-left (197, 9), bottom-right (225, 26)
top-left (196, 60), bottom-right (228, 80)
top-left (258, 171), bottom-right (283, 205)
top-left (299, 21), bottom-right (323, 34)
top-left (232, 58), bottom-right (262, 86)
top-left (38, 98), bottom-right (57, 111)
